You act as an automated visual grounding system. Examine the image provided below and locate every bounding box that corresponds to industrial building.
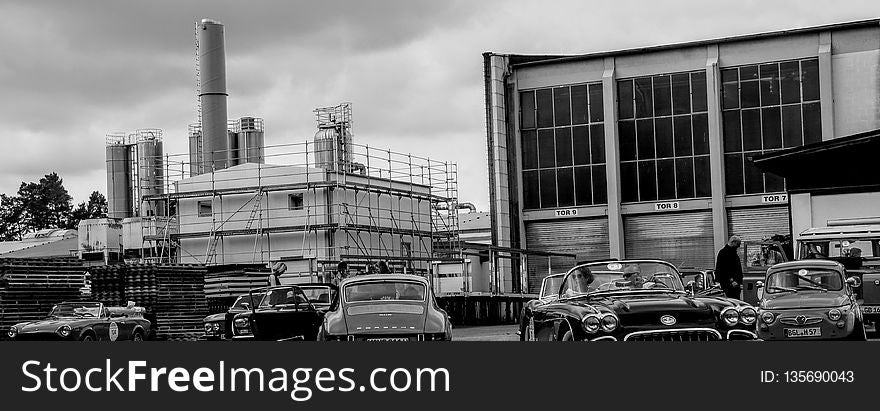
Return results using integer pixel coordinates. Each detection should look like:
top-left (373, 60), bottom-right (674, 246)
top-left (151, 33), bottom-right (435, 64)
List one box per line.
top-left (484, 19), bottom-right (880, 293)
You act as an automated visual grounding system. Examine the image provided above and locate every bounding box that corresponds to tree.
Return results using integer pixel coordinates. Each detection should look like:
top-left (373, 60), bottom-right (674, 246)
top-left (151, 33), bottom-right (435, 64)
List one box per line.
top-left (0, 194), bottom-right (24, 241)
top-left (17, 172), bottom-right (73, 232)
top-left (67, 191), bottom-right (108, 229)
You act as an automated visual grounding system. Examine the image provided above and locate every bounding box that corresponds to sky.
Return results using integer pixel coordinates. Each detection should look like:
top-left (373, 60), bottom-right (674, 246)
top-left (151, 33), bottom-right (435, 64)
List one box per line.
top-left (1, 0), bottom-right (879, 210)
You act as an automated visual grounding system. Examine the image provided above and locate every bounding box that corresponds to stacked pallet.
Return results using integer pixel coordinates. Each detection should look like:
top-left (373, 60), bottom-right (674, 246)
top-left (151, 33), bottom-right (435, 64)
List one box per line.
top-left (0, 258), bottom-right (86, 337)
top-left (204, 266), bottom-right (269, 314)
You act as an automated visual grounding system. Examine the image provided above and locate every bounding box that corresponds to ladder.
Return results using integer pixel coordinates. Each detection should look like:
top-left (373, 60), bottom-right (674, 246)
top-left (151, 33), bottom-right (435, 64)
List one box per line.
top-left (205, 191), bottom-right (264, 265)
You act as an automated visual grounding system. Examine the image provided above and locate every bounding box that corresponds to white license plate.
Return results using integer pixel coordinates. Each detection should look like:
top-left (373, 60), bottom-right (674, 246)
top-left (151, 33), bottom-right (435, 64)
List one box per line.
top-left (366, 337), bottom-right (409, 342)
top-left (862, 306), bottom-right (880, 314)
top-left (784, 327), bottom-right (821, 338)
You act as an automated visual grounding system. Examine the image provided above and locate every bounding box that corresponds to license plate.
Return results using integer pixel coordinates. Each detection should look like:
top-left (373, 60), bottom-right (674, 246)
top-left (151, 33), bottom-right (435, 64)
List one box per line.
top-left (365, 337), bottom-right (409, 342)
top-left (784, 328), bottom-right (821, 338)
top-left (862, 306), bottom-right (880, 314)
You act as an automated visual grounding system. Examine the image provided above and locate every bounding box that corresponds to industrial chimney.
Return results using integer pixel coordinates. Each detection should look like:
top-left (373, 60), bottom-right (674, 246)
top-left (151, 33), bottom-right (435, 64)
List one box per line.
top-left (197, 18), bottom-right (229, 172)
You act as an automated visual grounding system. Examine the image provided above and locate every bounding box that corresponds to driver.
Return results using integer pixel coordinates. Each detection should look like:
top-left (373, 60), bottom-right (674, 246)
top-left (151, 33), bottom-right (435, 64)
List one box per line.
top-left (564, 266), bottom-right (594, 296)
top-left (622, 266), bottom-right (645, 288)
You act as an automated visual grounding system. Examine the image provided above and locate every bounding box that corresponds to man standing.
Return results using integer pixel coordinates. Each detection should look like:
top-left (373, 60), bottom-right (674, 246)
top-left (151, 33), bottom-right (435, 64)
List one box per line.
top-left (715, 236), bottom-right (743, 299)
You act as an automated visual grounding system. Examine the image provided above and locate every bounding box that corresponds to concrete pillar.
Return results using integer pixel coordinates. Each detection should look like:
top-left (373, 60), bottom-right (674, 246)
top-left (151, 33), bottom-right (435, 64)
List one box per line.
top-left (602, 57), bottom-right (625, 259)
top-left (706, 45), bottom-right (729, 253)
top-left (789, 193), bottom-right (813, 242)
top-left (818, 31), bottom-right (835, 141)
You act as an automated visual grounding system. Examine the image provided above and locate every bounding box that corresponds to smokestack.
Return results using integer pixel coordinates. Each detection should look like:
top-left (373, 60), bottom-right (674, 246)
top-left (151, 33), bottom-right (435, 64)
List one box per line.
top-left (197, 18), bottom-right (228, 172)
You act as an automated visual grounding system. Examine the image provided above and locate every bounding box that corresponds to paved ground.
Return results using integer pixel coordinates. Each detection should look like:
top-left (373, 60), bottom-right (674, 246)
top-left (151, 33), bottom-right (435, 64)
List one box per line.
top-left (453, 324), bottom-right (519, 341)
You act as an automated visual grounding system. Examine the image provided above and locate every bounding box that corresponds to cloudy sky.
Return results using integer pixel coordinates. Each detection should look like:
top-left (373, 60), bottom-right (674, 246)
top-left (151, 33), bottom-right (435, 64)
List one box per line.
top-left (1, 0), bottom-right (879, 209)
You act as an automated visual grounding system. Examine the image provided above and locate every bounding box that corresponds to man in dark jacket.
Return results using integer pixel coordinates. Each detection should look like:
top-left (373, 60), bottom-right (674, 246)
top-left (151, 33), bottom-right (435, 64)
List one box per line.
top-left (715, 235), bottom-right (743, 299)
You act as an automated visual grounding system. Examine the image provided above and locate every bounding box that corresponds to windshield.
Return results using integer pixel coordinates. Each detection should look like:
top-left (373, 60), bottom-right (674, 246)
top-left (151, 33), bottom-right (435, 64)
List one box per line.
top-left (766, 268), bottom-right (843, 293)
top-left (232, 293), bottom-right (264, 309)
top-left (344, 281), bottom-right (426, 303)
top-left (300, 286), bottom-right (333, 304)
top-left (540, 275), bottom-right (564, 298)
top-left (800, 239), bottom-right (879, 259)
top-left (49, 303), bottom-right (102, 318)
top-left (259, 288), bottom-right (310, 308)
top-left (559, 261), bottom-right (684, 297)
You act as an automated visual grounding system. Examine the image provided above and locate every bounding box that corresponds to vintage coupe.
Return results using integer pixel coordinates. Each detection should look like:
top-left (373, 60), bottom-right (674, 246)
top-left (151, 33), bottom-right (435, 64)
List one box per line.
top-left (297, 283), bottom-right (338, 312)
top-left (519, 273), bottom-right (565, 340)
top-left (526, 260), bottom-right (758, 341)
top-left (8, 301), bottom-right (151, 341)
top-left (317, 274), bottom-right (452, 341)
top-left (203, 292), bottom-right (265, 340)
top-left (756, 260), bottom-right (866, 341)
top-left (231, 285), bottom-right (326, 341)
top-left (679, 268), bottom-right (725, 297)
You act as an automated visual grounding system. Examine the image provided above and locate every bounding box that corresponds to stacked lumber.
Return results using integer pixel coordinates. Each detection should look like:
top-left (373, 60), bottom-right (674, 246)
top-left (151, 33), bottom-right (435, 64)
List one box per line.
top-left (0, 258), bottom-right (86, 337)
top-left (204, 266), bottom-right (269, 314)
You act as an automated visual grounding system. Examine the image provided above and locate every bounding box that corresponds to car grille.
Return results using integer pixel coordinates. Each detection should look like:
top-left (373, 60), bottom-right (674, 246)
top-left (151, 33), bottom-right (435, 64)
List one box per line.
top-left (779, 317), bottom-right (823, 326)
top-left (623, 328), bottom-right (722, 341)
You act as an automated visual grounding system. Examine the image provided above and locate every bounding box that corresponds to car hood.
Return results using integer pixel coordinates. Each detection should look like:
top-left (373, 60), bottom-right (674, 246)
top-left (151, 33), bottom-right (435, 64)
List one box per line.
top-left (343, 302), bottom-right (426, 334)
top-left (761, 292), bottom-right (850, 310)
top-left (203, 313), bottom-right (226, 323)
top-left (570, 291), bottom-right (717, 326)
top-left (16, 318), bottom-right (93, 333)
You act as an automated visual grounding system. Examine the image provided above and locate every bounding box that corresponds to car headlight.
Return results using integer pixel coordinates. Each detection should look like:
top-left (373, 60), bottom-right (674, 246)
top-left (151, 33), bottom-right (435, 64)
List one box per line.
top-left (760, 311), bottom-right (776, 324)
top-left (583, 315), bottom-right (600, 334)
top-left (212, 323), bottom-right (220, 331)
top-left (57, 325), bottom-right (71, 338)
top-left (204, 323), bottom-right (213, 333)
top-left (600, 315), bottom-right (618, 332)
top-left (721, 308), bottom-right (739, 326)
top-left (8, 326), bottom-right (17, 338)
top-left (739, 307), bottom-right (757, 325)
top-left (234, 318), bottom-right (250, 328)
top-left (827, 309), bottom-right (842, 321)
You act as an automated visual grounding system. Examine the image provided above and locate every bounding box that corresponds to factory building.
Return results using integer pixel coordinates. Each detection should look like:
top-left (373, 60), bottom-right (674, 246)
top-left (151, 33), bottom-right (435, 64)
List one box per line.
top-left (484, 19), bottom-right (880, 293)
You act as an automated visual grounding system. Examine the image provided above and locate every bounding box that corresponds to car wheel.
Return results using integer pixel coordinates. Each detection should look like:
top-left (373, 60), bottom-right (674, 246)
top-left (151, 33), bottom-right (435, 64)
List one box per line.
top-left (560, 330), bottom-right (575, 341)
top-left (80, 333), bottom-right (95, 342)
top-left (848, 319), bottom-right (867, 341)
top-left (519, 317), bottom-right (528, 341)
top-left (132, 331), bottom-right (144, 342)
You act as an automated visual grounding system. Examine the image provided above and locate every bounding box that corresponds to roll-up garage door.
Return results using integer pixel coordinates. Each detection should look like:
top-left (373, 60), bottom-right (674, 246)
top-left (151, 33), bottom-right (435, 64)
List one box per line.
top-left (726, 206), bottom-right (791, 243)
top-left (525, 218), bottom-right (610, 294)
top-left (624, 211), bottom-right (715, 269)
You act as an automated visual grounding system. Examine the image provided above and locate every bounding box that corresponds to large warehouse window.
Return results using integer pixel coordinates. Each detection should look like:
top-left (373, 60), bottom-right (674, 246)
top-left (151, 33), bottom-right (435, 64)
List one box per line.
top-left (721, 58), bottom-right (821, 195)
top-left (520, 82), bottom-right (606, 210)
top-left (617, 71), bottom-right (711, 203)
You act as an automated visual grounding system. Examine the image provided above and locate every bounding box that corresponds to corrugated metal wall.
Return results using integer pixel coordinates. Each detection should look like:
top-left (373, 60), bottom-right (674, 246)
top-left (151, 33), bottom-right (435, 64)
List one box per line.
top-left (524, 218), bottom-right (610, 293)
top-left (726, 206), bottom-right (791, 242)
top-left (624, 211), bottom-right (715, 269)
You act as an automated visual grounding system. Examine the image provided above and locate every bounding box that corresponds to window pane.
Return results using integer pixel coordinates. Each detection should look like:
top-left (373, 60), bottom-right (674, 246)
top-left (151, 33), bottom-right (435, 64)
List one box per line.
top-left (673, 115), bottom-right (693, 157)
top-left (635, 77), bottom-right (654, 118)
top-left (590, 124), bottom-right (605, 164)
top-left (657, 159), bottom-right (676, 200)
top-left (740, 80), bottom-right (759, 108)
top-left (722, 111), bottom-right (742, 152)
top-left (759, 63), bottom-right (780, 106)
top-left (618, 79), bottom-right (634, 119)
top-left (589, 83), bottom-right (604, 123)
top-left (675, 157), bottom-right (695, 199)
top-left (536, 88), bottom-right (554, 128)
top-left (574, 166), bottom-right (592, 206)
top-left (653, 75), bottom-right (672, 117)
top-left (782, 104), bottom-right (803, 148)
top-left (692, 113), bottom-right (710, 155)
top-left (520, 91), bottom-right (536, 129)
top-left (592, 165), bottom-right (607, 204)
top-left (741, 109), bottom-right (762, 151)
top-left (571, 85), bottom-right (588, 125)
top-left (522, 130), bottom-right (538, 169)
top-left (740, 65), bottom-right (759, 80)
top-left (538, 129), bottom-right (555, 168)
top-left (553, 87), bottom-right (571, 126)
top-left (557, 167), bottom-right (574, 207)
top-left (721, 69), bottom-right (739, 110)
top-left (801, 59), bottom-right (820, 101)
top-left (555, 128), bottom-right (573, 167)
top-left (672, 73), bottom-right (691, 114)
top-left (744, 155), bottom-right (765, 194)
top-left (655, 117), bottom-right (674, 158)
top-left (725, 154), bottom-right (744, 195)
top-left (539, 169), bottom-right (557, 208)
top-left (638, 160), bottom-right (657, 201)
top-left (762, 107), bottom-right (782, 150)
top-left (636, 119), bottom-right (655, 160)
top-left (619, 120), bottom-right (637, 161)
top-left (523, 171), bottom-right (540, 209)
top-left (780, 61), bottom-right (801, 104)
top-left (572, 125), bottom-right (590, 166)
top-left (803, 102), bottom-right (822, 144)
top-left (765, 169), bottom-right (785, 193)
top-left (691, 72), bottom-right (708, 112)
top-left (694, 156), bottom-right (712, 198)
top-left (621, 162), bottom-right (639, 203)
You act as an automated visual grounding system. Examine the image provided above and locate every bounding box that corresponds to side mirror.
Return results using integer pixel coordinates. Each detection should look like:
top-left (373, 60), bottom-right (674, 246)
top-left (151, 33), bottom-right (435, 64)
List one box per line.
top-left (756, 281), bottom-right (764, 289)
top-left (846, 276), bottom-right (862, 288)
top-left (241, 302), bottom-right (250, 310)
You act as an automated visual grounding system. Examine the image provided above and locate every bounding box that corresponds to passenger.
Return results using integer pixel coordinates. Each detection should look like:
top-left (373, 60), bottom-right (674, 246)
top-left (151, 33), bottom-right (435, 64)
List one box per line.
top-left (564, 266), bottom-right (594, 296)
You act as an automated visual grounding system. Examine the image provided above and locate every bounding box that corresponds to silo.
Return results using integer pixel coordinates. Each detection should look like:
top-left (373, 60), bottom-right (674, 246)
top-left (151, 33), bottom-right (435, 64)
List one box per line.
top-left (226, 119), bottom-right (240, 167)
top-left (106, 133), bottom-right (132, 219)
top-left (240, 117), bottom-right (265, 164)
top-left (314, 124), bottom-right (339, 170)
top-left (188, 123), bottom-right (203, 176)
top-left (313, 104), bottom-right (353, 171)
top-left (136, 129), bottom-right (165, 217)
top-left (197, 18), bottom-right (229, 172)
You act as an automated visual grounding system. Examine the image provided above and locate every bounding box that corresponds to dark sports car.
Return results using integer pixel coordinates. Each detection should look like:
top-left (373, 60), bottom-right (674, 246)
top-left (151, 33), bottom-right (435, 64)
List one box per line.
top-left (526, 260), bottom-right (758, 341)
top-left (232, 286), bottom-right (326, 341)
top-left (203, 292), bottom-right (265, 340)
top-left (317, 274), bottom-right (452, 341)
top-left (8, 301), bottom-right (151, 341)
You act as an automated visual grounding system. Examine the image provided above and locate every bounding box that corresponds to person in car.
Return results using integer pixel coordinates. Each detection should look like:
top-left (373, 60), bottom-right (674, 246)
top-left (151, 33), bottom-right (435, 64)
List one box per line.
top-left (564, 266), bottom-right (594, 296)
top-left (622, 266), bottom-right (646, 288)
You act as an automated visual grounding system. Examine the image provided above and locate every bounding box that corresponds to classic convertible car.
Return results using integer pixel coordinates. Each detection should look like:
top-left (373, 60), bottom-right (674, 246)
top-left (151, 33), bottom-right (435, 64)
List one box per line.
top-left (203, 291), bottom-right (265, 340)
top-left (526, 260), bottom-right (758, 341)
top-left (519, 273), bottom-right (565, 341)
top-left (679, 268), bottom-right (725, 297)
top-left (756, 260), bottom-right (866, 341)
top-left (232, 286), bottom-right (325, 341)
top-left (317, 274), bottom-right (452, 341)
top-left (8, 301), bottom-right (151, 341)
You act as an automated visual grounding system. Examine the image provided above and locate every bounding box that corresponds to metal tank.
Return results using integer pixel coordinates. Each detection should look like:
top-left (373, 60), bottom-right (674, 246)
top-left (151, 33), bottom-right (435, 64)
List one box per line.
top-left (226, 119), bottom-right (239, 167)
top-left (135, 129), bottom-right (165, 217)
top-left (188, 123), bottom-right (203, 176)
top-left (313, 104), bottom-right (353, 171)
top-left (197, 18), bottom-right (229, 172)
top-left (106, 133), bottom-right (132, 219)
top-left (239, 117), bottom-right (265, 164)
